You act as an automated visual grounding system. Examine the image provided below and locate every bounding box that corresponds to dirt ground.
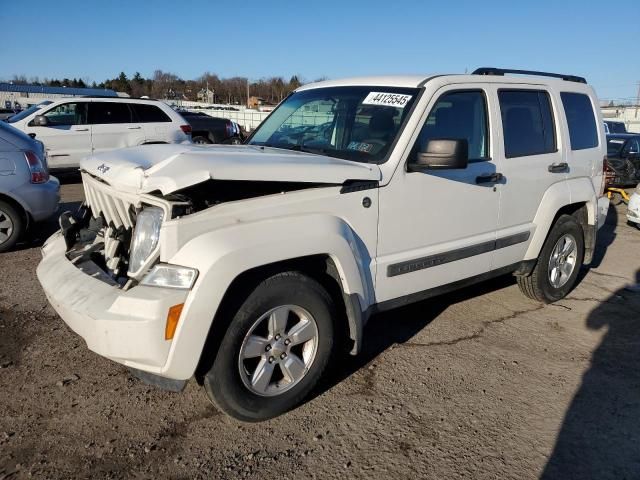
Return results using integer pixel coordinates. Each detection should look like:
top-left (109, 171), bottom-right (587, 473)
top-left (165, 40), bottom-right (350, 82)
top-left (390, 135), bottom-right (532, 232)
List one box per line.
top-left (1, 178), bottom-right (639, 480)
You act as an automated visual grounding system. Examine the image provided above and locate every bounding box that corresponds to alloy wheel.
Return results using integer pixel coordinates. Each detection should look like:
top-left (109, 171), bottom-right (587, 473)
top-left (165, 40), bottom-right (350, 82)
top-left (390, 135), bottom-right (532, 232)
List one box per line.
top-left (238, 305), bottom-right (319, 397)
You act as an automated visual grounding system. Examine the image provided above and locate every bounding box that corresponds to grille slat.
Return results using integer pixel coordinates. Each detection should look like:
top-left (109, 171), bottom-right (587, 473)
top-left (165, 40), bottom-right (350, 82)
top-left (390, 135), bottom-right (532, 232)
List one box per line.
top-left (81, 173), bottom-right (140, 230)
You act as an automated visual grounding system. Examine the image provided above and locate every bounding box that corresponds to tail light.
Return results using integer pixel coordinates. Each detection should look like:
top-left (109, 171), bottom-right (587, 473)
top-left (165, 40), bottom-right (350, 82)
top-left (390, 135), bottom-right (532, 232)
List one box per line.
top-left (225, 121), bottom-right (234, 138)
top-left (24, 150), bottom-right (49, 184)
top-left (601, 156), bottom-right (614, 195)
top-left (180, 124), bottom-right (192, 135)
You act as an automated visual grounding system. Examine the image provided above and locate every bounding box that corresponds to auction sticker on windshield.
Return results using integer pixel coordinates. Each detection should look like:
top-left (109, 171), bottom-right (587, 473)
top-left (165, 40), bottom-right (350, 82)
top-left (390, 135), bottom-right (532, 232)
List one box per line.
top-left (363, 92), bottom-right (412, 108)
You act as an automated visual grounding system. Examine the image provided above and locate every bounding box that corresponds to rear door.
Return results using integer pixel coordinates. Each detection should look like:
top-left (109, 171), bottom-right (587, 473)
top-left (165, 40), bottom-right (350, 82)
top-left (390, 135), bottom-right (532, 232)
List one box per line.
top-left (130, 103), bottom-right (174, 142)
top-left (26, 101), bottom-right (91, 168)
top-left (88, 101), bottom-right (145, 155)
top-left (490, 86), bottom-right (568, 269)
top-left (559, 92), bottom-right (603, 182)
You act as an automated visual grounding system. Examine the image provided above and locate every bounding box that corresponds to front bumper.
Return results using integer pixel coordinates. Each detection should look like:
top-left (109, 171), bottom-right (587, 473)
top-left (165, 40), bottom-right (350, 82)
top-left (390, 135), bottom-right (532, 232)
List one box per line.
top-left (37, 232), bottom-right (189, 376)
top-left (627, 193), bottom-right (640, 225)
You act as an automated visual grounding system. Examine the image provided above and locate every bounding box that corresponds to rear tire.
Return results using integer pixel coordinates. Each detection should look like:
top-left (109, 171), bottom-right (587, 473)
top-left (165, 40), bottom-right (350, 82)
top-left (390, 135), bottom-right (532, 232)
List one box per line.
top-left (0, 200), bottom-right (23, 253)
top-left (192, 136), bottom-right (212, 144)
top-left (203, 272), bottom-right (336, 422)
top-left (517, 214), bottom-right (584, 303)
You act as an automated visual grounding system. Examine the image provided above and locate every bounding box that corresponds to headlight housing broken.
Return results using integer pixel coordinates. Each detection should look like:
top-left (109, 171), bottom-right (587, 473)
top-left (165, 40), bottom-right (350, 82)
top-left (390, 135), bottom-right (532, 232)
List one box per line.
top-left (129, 207), bottom-right (163, 275)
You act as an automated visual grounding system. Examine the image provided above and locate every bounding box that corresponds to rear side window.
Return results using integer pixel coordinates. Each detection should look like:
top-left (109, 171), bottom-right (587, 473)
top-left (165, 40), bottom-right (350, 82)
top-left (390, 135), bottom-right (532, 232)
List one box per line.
top-left (88, 102), bottom-right (132, 124)
top-left (499, 90), bottom-right (556, 158)
top-left (131, 104), bottom-right (171, 123)
top-left (561, 92), bottom-right (598, 150)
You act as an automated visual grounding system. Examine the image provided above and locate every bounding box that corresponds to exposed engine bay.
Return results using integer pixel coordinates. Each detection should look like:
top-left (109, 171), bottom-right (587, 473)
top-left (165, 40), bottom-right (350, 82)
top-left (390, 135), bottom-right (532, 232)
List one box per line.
top-left (61, 176), bottom-right (334, 287)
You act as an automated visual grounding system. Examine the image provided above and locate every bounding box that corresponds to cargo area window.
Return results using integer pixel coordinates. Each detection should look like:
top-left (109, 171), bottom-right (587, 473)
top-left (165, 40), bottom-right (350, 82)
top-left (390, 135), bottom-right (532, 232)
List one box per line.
top-left (560, 92), bottom-right (598, 150)
top-left (499, 90), bottom-right (556, 158)
top-left (132, 104), bottom-right (171, 123)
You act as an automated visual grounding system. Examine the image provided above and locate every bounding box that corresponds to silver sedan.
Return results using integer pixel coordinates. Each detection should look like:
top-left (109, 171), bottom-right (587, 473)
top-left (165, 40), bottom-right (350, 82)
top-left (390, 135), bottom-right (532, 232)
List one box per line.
top-left (0, 121), bottom-right (59, 252)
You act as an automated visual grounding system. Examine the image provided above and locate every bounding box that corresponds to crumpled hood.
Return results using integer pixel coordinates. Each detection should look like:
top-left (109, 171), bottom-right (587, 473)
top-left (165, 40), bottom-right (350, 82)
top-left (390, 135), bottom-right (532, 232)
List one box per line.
top-left (80, 144), bottom-right (381, 195)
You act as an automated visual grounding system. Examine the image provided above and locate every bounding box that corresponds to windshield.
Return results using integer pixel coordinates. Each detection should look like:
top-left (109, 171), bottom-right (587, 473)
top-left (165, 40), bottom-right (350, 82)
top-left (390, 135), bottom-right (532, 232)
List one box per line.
top-left (7, 101), bottom-right (52, 123)
top-left (248, 86), bottom-right (419, 163)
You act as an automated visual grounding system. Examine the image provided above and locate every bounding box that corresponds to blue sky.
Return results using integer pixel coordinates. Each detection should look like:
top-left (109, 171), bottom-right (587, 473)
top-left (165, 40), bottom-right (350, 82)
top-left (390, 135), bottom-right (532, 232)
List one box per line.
top-left (1, 0), bottom-right (639, 102)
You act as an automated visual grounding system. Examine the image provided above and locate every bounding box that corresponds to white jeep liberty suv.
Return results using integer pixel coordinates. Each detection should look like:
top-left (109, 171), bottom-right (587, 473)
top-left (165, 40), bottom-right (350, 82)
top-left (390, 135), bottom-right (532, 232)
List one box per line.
top-left (37, 68), bottom-right (610, 421)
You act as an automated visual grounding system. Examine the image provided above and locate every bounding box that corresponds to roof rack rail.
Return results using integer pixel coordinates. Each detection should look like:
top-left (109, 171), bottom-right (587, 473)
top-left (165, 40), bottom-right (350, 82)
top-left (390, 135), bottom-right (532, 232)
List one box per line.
top-left (472, 67), bottom-right (587, 84)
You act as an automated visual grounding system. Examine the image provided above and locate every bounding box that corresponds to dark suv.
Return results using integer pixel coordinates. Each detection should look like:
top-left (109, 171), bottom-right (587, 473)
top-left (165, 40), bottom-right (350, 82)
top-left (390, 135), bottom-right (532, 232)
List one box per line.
top-left (179, 111), bottom-right (244, 145)
top-left (606, 133), bottom-right (640, 186)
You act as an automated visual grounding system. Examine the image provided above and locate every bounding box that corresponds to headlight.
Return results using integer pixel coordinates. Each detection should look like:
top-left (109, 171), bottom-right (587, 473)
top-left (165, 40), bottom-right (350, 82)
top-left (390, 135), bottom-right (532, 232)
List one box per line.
top-left (141, 264), bottom-right (198, 289)
top-left (129, 207), bottom-right (163, 274)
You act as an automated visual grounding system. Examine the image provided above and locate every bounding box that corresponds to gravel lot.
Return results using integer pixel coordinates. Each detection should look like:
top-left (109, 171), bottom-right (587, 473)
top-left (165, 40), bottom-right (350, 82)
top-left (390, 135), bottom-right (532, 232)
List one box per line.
top-left (1, 178), bottom-right (639, 479)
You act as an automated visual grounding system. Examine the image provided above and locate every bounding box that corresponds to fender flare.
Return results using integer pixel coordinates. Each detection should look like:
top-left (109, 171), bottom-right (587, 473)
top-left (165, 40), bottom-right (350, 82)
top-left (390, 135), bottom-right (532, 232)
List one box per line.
top-left (159, 213), bottom-right (374, 379)
top-left (525, 178), bottom-right (597, 261)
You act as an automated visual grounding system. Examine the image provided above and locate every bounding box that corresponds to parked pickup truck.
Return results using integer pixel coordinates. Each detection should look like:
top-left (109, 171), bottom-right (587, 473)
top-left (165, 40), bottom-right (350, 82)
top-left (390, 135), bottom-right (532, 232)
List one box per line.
top-left (37, 68), bottom-right (610, 421)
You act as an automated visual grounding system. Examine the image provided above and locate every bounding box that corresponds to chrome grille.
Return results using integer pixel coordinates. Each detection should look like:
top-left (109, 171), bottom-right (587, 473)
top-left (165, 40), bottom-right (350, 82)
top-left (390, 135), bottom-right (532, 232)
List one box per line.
top-left (81, 172), bottom-right (139, 229)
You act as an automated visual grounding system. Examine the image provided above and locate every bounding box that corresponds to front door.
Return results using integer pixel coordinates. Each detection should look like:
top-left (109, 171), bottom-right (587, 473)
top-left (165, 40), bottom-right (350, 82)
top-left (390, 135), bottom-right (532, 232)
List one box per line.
top-left (28, 101), bottom-right (91, 169)
top-left (375, 86), bottom-right (501, 303)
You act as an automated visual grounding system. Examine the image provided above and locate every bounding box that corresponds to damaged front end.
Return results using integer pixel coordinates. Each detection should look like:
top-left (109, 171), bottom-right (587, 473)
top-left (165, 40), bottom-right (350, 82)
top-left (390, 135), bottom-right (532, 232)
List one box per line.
top-left (60, 172), bottom-right (333, 288)
top-left (60, 172), bottom-right (188, 288)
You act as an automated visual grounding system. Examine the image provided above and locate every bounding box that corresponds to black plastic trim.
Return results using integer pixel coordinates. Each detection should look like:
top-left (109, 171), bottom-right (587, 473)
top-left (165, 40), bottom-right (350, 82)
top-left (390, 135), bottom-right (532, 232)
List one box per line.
top-left (473, 67), bottom-right (587, 84)
top-left (129, 368), bottom-right (187, 392)
top-left (387, 231), bottom-right (530, 277)
top-left (375, 262), bottom-right (526, 313)
top-left (340, 180), bottom-right (379, 193)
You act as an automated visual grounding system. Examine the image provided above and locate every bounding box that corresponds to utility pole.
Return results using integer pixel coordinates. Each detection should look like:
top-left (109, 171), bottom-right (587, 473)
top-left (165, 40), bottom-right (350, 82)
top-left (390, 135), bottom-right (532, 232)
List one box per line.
top-left (635, 81), bottom-right (640, 119)
top-left (246, 78), bottom-right (250, 109)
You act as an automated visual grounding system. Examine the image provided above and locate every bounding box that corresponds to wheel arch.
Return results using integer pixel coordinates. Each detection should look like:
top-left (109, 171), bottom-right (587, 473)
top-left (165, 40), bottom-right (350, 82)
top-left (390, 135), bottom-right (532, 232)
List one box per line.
top-left (160, 213), bottom-right (375, 381)
top-left (0, 192), bottom-right (30, 228)
top-left (525, 179), bottom-right (597, 264)
top-left (192, 254), bottom-right (362, 384)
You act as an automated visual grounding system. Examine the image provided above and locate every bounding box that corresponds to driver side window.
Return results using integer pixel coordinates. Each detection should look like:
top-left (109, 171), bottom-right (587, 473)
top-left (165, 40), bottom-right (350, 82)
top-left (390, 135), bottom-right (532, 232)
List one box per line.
top-left (43, 103), bottom-right (88, 126)
top-left (411, 90), bottom-right (489, 162)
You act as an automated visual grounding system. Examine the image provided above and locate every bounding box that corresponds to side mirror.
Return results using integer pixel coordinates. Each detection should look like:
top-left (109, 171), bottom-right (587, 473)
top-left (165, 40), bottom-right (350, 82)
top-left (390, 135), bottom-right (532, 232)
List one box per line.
top-left (408, 139), bottom-right (469, 172)
top-left (31, 115), bottom-right (49, 127)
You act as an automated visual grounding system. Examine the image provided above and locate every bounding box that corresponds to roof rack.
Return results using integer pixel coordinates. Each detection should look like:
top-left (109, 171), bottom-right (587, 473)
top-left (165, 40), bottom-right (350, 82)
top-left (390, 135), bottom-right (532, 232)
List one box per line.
top-left (472, 67), bottom-right (587, 84)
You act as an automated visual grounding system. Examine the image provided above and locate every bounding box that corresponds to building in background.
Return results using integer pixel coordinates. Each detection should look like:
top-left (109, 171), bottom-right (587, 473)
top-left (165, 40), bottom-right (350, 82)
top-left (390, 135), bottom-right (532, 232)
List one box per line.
top-left (601, 104), bottom-right (640, 133)
top-left (0, 83), bottom-right (119, 110)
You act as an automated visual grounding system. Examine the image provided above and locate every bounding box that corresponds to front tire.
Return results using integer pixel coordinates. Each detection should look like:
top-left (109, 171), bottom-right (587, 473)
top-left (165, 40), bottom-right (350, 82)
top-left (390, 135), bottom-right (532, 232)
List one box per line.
top-left (0, 200), bottom-right (24, 253)
top-left (203, 272), bottom-right (336, 422)
top-left (517, 214), bottom-right (584, 303)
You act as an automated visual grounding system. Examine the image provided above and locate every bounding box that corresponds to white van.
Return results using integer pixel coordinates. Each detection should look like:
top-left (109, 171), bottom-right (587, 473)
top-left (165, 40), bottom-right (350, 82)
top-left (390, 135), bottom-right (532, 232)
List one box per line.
top-left (7, 98), bottom-right (192, 170)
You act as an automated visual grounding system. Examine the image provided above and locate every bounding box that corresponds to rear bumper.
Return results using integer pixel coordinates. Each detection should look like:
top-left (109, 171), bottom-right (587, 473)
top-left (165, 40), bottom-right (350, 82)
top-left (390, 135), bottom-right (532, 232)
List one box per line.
top-left (12, 176), bottom-right (60, 222)
top-left (37, 233), bottom-right (189, 376)
top-left (597, 195), bottom-right (609, 229)
top-left (627, 193), bottom-right (640, 224)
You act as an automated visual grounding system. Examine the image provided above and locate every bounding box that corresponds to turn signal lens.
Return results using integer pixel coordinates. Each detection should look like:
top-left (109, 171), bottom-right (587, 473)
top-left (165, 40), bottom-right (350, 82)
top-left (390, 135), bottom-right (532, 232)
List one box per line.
top-left (165, 303), bottom-right (184, 340)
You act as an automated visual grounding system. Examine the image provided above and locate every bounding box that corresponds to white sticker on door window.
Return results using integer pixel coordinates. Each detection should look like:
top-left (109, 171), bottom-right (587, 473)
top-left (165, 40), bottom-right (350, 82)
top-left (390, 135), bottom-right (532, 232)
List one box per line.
top-left (362, 92), bottom-right (412, 108)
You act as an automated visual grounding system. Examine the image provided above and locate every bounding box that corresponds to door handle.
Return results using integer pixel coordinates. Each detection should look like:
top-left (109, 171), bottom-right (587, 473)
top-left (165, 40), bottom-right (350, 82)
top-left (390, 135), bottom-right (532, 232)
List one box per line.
top-left (73, 128), bottom-right (89, 132)
top-left (127, 126), bottom-right (142, 130)
top-left (476, 173), bottom-right (504, 184)
top-left (548, 162), bottom-right (568, 173)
